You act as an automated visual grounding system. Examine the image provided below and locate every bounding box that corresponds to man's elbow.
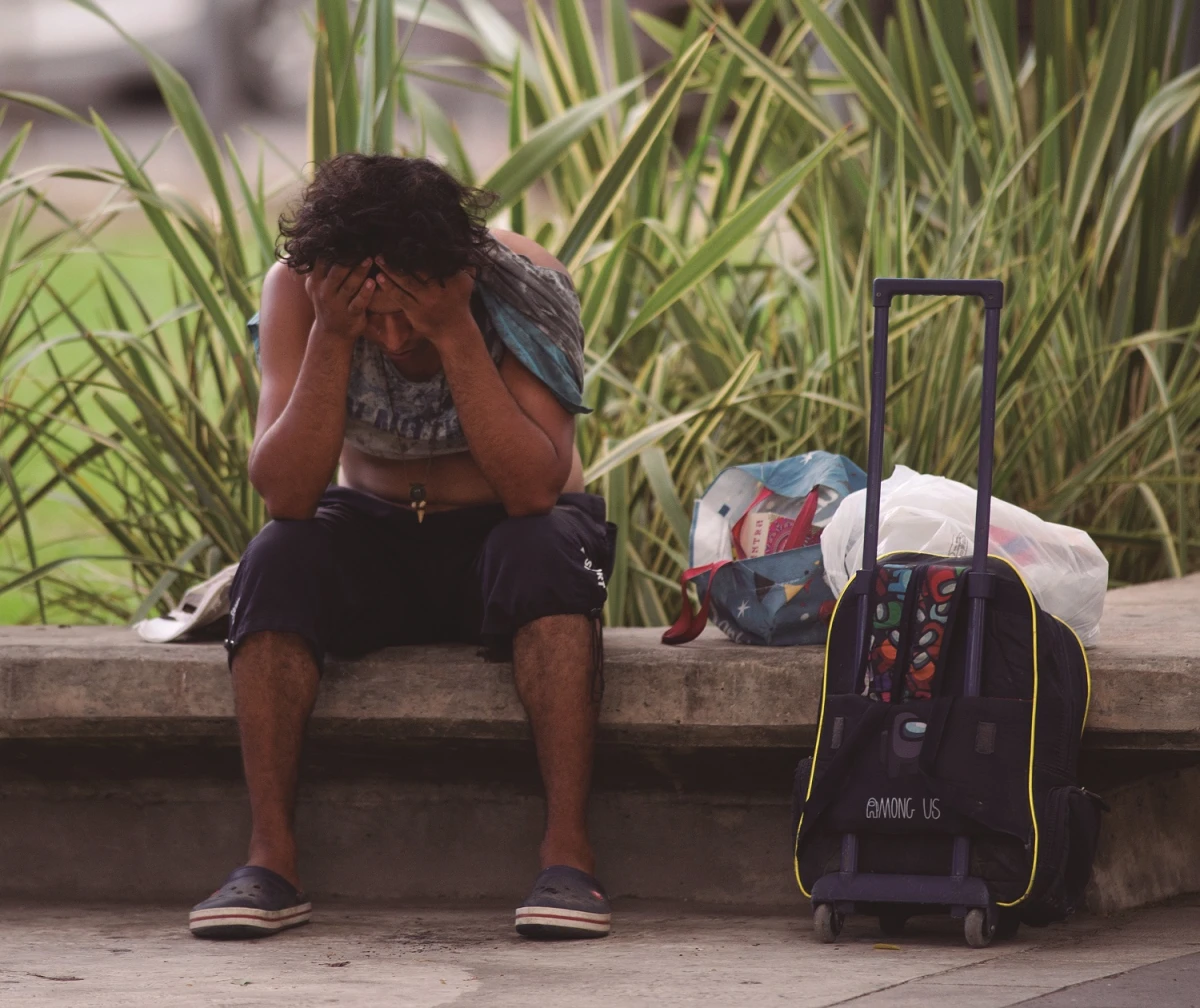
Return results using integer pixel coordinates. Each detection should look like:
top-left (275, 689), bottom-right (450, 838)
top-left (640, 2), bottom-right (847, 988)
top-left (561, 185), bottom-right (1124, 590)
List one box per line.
top-left (264, 502), bottom-right (319, 522)
top-left (503, 487), bottom-right (560, 518)
top-left (249, 464), bottom-right (320, 522)
top-left (260, 489), bottom-right (320, 522)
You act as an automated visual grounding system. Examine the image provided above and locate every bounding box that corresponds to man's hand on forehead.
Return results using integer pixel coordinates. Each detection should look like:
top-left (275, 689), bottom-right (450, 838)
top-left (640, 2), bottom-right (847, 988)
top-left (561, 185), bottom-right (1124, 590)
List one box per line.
top-left (303, 258), bottom-right (376, 342)
top-left (369, 257), bottom-right (477, 341)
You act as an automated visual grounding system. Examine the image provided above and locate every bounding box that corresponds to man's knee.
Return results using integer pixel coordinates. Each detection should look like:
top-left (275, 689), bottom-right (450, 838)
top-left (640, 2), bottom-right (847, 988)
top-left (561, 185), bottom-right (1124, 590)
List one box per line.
top-left (479, 506), bottom-right (610, 640)
top-left (482, 509), bottom-right (609, 595)
top-left (232, 628), bottom-right (313, 662)
top-left (226, 519), bottom-right (336, 669)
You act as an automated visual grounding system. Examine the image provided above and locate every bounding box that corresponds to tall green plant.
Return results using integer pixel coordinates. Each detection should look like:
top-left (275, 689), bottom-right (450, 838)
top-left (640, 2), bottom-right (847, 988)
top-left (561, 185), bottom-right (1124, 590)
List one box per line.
top-left (1, 0), bottom-right (1197, 627)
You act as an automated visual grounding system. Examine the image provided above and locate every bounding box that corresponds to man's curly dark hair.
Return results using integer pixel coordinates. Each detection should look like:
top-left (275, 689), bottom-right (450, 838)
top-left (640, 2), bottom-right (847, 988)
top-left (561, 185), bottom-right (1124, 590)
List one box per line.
top-left (278, 154), bottom-right (498, 281)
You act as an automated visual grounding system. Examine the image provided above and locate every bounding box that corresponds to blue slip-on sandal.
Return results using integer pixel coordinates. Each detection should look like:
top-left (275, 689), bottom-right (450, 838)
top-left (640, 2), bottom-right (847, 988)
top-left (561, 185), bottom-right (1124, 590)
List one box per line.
top-left (515, 864), bottom-right (612, 939)
top-left (189, 865), bottom-right (312, 940)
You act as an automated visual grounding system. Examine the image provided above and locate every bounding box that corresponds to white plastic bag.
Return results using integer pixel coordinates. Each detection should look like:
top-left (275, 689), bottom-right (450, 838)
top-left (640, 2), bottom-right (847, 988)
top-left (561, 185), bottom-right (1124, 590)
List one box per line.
top-left (821, 466), bottom-right (1109, 647)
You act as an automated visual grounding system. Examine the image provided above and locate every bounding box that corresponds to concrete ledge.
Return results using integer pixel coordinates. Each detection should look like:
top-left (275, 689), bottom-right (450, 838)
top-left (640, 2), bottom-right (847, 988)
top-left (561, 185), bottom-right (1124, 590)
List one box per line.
top-left (2, 573), bottom-right (1198, 749)
top-left (1, 575), bottom-right (1198, 911)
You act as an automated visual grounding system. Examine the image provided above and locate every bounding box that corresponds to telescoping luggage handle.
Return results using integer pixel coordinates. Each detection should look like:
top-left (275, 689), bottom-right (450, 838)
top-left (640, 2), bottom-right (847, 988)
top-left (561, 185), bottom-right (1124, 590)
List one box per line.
top-left (852, 277), bottom-right (1004, 700)
top-left (821, 279), bottom-right (1004, 932)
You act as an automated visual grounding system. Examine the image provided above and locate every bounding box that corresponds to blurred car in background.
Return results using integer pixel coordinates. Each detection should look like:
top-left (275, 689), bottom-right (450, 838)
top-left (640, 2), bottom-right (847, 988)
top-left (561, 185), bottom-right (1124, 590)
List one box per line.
top-left (0, 0), bottom-right (311, 115)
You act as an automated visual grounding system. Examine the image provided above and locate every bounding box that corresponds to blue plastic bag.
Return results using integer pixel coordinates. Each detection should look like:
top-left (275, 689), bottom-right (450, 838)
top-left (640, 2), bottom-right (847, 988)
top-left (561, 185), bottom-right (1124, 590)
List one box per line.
top-left (663, 451), bottom-right (866, 646)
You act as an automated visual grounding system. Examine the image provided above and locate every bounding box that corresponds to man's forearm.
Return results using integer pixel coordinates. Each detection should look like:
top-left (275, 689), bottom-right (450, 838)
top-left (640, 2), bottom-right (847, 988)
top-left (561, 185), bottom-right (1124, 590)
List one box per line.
top-left (249, 328), bottom-right (354, 518)
top-left (437, 322), bottom-right (566, 516)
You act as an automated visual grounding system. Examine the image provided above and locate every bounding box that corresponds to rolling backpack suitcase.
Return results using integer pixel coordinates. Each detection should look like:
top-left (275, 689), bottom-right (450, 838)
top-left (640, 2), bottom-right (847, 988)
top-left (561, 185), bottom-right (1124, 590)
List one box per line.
top-left (792, 278), bottom-right (1105, 947)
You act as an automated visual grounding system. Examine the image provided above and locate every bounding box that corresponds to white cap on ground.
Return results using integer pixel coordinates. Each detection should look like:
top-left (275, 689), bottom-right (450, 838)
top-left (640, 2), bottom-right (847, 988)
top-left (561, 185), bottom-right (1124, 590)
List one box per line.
top-left (134, 564), bottom-right (239, 643)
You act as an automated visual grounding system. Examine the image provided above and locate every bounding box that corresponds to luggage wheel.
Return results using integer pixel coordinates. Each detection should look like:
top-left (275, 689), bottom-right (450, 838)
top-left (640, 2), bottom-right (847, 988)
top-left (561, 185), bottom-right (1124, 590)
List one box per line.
top-left (812, 903), bottom-right (843, 944)
top-left (964, 906), bottom-right (997, 948)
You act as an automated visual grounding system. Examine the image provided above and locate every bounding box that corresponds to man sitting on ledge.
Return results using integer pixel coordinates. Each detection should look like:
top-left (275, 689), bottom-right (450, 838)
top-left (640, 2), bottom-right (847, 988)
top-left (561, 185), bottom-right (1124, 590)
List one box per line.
top-left (189, 154), bottom-right (615, 942)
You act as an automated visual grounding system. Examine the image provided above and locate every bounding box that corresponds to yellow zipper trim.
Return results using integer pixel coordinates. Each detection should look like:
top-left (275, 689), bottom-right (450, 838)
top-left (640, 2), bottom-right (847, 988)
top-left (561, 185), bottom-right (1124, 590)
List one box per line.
top-left (995, 556), bottom-right (1039, 907)
top-left (793, 577), bottom-right (848, 898)
top-left (793, 550), bottom-right (919, 898)
top-left (1057, 616), bottom-right (1092, 736)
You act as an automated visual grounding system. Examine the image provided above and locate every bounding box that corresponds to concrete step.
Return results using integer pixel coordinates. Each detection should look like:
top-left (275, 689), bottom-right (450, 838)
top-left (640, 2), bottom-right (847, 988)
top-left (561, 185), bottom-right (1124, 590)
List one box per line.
top-left (1, 574), bottom-right (1197, 912)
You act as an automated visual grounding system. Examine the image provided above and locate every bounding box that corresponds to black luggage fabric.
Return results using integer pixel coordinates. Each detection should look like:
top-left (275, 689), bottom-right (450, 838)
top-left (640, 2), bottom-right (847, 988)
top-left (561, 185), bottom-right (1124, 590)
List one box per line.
top-left (792, 277), bottom-right (1105, 927)
top-left (793, 550), bottom-right (1102, 922)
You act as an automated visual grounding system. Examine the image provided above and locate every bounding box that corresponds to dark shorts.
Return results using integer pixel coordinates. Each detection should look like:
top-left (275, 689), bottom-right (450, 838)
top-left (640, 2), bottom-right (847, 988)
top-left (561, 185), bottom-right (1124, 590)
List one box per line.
top-left (224, 486), bottom-right (616, 670)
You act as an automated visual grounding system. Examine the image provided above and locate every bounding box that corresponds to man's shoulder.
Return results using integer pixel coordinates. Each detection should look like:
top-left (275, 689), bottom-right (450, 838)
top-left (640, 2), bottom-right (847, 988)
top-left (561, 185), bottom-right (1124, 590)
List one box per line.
top-left (262, 259), bottom-right (306, 297)
top-left (254, 260), bottom-right (314, 358)
top-left (489, 229), bottom-right (571, 278)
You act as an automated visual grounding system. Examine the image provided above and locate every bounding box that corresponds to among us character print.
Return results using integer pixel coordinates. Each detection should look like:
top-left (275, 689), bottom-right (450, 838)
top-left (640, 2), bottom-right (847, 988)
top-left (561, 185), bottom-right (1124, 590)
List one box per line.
top-left (904, 563), bottom-right (968, 700)
top-left (863, 564), bottom-right (912, 701)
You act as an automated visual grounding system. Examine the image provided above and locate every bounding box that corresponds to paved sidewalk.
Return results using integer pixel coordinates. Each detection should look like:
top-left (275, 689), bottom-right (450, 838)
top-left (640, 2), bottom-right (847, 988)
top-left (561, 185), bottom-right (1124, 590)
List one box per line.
top-left (2, 897), bottom-right (1199, 1007)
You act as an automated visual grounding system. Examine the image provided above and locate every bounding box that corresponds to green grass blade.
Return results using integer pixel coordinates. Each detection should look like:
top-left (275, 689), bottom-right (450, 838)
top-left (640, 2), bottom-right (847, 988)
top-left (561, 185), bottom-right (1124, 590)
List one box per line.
top-left (1094, 64), bottom-right (1200, 276)
top-left (640, 445), bottom-right (691, 550)
top-left (0, 455), bottom-right (47, 621)
top-left (0, 91), bottom-right (89, 125)
top-left (795, 0), bottom-right (946, 181)
top-left (359, 0), bottom-right (398, 153)
top-left (691, 0), bottom-right (836, 139)
top-left (410, 83), bottom-right (474, 182)
top-left (1137, 481), bottom-right (1184, 578)
top-left (1061, 0), bottom-right (1137, 240)
top-left (918, 0), bottom-right (988, 179)
top-left (480, 77), bottom-right (644, 212)
top-left (556, 32), bottom-right (710, 269)
top-left (225, 139), bottom-right (276, 270)
top-left (394, 0), bottom-right (475, 37)
top-left (969, 0), bottom-right (1021, 146)
top-left (554, 0), bottom-right (604, 101)
top-left (604, 0), bottom-right (643, 94)
top-left (619, 135), bottom-right (838, 341)
top-left (0, 122), bottom-right (33, 179)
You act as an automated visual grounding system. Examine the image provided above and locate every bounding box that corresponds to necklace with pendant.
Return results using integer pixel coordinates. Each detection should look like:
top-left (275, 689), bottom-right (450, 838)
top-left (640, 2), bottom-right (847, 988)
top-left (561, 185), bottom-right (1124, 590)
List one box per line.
top-left (407, 449), bottom-right (434, 523)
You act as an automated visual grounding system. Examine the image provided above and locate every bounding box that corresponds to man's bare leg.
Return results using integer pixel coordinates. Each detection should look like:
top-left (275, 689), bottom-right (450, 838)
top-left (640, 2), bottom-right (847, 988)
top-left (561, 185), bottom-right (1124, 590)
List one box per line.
top-left (230, 630), bottom-right (320, 889)
top-left (512, 613), bottom-right (600, 874)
